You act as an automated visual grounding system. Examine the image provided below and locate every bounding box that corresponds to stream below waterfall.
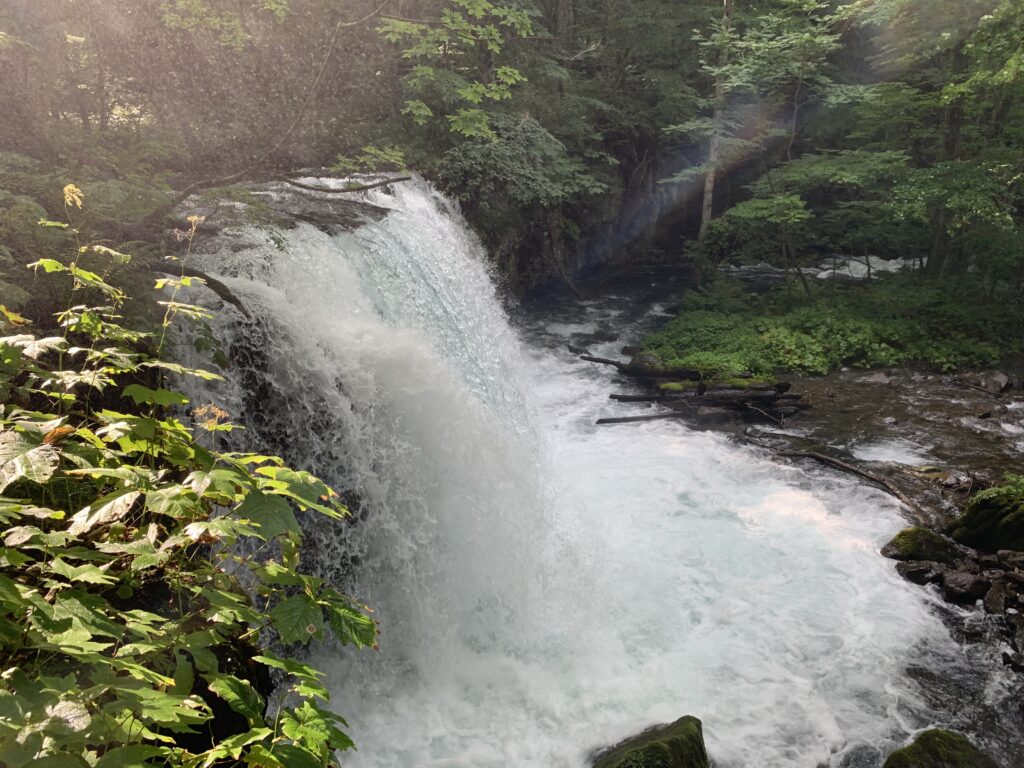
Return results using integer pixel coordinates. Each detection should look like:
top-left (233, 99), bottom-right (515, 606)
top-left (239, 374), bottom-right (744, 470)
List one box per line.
top-left (186, 178), bottom-right (1020, 768)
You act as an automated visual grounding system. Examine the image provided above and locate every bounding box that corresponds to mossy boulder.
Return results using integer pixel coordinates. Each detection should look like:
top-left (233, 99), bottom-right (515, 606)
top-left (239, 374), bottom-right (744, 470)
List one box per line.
top-left (592, 716), bottom-right (709, 768)
top-left (881, 526), bottom-right (960, 565)
top-left (950, 479), bottom-right (1024, 552)
top-left (883, 729), bottom-right (997, 768)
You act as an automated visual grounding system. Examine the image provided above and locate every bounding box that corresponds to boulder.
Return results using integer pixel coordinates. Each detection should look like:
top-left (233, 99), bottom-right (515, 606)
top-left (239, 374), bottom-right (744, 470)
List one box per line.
top-left (882, 729), bottom-right (997, 768)
top-left (984, 581), bottom-right (1008, 614)
top-left (950, 484), bottom-right (1024, 552)
top-left (895, 561), bottom-right (944, 586)
top-left (858, 372), bottom-right (892, 385)
top-left (958, 371), bottom-right (1010, 394)
top-left (591, 716), bottom-right (709, 768)
top-left (882, 527), bottom-right (961, 566)
top-left (941, 571), bottom-right (990, 604)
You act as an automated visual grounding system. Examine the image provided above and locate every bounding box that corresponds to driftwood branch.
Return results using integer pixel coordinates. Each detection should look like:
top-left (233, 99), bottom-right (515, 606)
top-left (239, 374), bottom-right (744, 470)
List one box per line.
top-left (779, 450), bottom-right (924, 515)
top-left (746, 404), bottom-right (783, 426)
top-left (581, 355), bottom-right (626, 371)
top-left (152, 265), bottom-right (251, 319)
top-left (597, 412), bottom-right (686, 426)
top-left (610, 393), bottom-right (678, 403)
top-left (284, 176), bottom-right (413, 195)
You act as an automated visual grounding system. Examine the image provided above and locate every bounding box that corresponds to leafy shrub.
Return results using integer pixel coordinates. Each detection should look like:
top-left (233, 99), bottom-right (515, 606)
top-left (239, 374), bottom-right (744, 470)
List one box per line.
top-left (0, 194), bottom-right (375, 766)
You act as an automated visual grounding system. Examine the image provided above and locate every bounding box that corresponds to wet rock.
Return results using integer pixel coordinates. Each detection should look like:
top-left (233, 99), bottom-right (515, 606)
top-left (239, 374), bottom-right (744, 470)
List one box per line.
top-left (984, 581), bottom-right (1008, 614)
top-left (882, 729), bottom-right (997, 768)
top-left (896, 561), bottom-right (944, 585)
top-left (621, 345), bottom-right (640, 356)
top-left (1005, 569), bottom-right (1024, 587)
top-left (975, 553), bottom-right (1001, 568)
top-left (882, 416), bottom-right (898, 425)
top-left (942, 571), bottom-right (990, 604)
top-left (882, 527), bottom-right (961, 565)
top-left (958, 371), bottom-right (1011, 394)
top-left (696, 407), bottom-right (732, 424)
top-left (858, 372), bottom-right (892, 385)
top-left (997, 550), bottom-right (1024, 569)
top-left (950, 484), bottom-right (1024, 552)
top-left (591, 716), bottom-right (709, 768)
top-left (983, 372), bottom-right (1011, 393)
top-left (1002, 651), bottom-right (1024, 672)
top-left (838, 745), bottom-right (884, 767)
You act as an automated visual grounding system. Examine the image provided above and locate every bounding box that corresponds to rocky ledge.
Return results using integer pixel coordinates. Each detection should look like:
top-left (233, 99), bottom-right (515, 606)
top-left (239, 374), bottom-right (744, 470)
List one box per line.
top-left (883, 485), bottom-right (1024, 672)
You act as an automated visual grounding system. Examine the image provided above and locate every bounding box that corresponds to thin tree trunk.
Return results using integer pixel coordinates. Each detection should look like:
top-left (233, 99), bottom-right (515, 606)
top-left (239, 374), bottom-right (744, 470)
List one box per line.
top-left (699, 0), bottom-right (733, 241)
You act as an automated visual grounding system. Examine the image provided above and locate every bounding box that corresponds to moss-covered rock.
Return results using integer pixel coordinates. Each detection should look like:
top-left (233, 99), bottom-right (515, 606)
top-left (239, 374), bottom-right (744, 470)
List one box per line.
top-left (950, 478), bottom-right (1024, 552)
top-left (592, 716), bottom-right (709, 768)
top-left (881, 526), bottom-right (960, 565)
top-left (883, 729), bottom-right (997, 768)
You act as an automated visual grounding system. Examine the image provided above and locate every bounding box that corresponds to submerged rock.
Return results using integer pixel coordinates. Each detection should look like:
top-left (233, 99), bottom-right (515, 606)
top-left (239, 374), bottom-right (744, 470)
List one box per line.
top-left (882, 729), bottom-right (997, 768)
top-left (882, 527), bottom-right (961, 565)
top-left (950, 484), bottom-right (1024, 552)
top-left (591, 716), bottom-right (709, 768)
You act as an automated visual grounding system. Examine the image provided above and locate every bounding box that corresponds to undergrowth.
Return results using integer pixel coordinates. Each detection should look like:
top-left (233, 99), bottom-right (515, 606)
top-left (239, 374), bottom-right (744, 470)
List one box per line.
top-left (640, 276), bottom-right (1018, 376)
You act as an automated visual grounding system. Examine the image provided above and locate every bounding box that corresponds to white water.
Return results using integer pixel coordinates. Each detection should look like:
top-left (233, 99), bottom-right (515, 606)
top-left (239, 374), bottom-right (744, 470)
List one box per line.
top-left (190, 179), bottom-right (1002, 767)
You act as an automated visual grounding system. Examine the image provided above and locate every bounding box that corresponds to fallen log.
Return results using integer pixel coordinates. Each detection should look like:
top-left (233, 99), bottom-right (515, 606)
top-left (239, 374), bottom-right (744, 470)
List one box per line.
top-left (609, 393), bottom-right (680, 403)
top-left (285, 176), bottom-right (413, 195)
top-left (596, 412), bottom-right (685, 426)
top-left (779, 450), bottom-right (924, 515)
top-left (581, 354), bottom-right (626, 370)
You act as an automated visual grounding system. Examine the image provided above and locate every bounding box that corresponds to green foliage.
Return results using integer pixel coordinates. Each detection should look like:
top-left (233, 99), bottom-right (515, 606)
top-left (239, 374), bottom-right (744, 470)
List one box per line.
top-left (640, 277), bottom-right (1015, 376)
top-left (330, 145), bottom-right (408, 175)
top-left (439, 113), bottom-right (606, 230)
top-left (950, 475), bottom-right (1024, 552)
top-left (0, 195), bottom-right (375, 766)
top-left (378, 0), bottom-right (533, 139)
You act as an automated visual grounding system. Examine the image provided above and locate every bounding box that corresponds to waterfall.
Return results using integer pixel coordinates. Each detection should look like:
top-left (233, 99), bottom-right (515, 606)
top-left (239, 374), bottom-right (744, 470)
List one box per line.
top-left (185, 178), bottom-right (1012, 768)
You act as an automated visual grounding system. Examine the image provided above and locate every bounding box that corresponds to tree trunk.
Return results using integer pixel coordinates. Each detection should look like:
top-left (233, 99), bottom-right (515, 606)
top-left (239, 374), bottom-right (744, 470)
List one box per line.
top-left (698, 0), bottom-right (733, 241)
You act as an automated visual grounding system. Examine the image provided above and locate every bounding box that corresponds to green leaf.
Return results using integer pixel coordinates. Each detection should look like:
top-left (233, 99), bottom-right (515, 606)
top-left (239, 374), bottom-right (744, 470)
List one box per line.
top-left (197, 727), bottom-right (272, 764)
top-left (122, 384), bottom-right (189, 407)
top-left (0, 430), bottom-right (58, 491)
top-left (49, 558), bottom-right (117, 585)
top-left (96, 744), bottom-right (168, 768)
top-left (206, 674), bottom-right (265, 725)
top-left (325, 600), bottom-right (377, 648)
top-left (235, 490), bottom-right (299, 540)
top-left (270, 595), bottom-right (324, 645)
top-left (264, 744), bottom-right (324, 768)
top-left (281, 701), bottom-right (354, 754)
top-left (67, 491), bottom-right (140, 536)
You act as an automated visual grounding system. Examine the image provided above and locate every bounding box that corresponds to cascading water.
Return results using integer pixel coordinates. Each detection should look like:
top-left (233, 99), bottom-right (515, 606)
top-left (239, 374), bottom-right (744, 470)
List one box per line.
top-left (187, 178), bottom-right (1016, 767)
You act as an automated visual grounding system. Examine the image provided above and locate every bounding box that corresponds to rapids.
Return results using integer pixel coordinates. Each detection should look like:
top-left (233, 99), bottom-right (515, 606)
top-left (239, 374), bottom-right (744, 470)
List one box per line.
top-left (186, 178), bottom-right (1016, 767)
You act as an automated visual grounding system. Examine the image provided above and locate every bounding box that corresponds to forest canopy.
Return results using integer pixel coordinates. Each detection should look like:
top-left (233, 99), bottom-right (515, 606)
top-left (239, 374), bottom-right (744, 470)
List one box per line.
top-left (0, 0), bottom-right (1022, 296)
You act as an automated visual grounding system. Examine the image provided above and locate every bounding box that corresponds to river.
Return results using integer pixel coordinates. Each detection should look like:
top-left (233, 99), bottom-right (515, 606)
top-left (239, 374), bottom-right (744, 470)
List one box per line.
top-left (189, 177), bottom-right (1017, 767)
